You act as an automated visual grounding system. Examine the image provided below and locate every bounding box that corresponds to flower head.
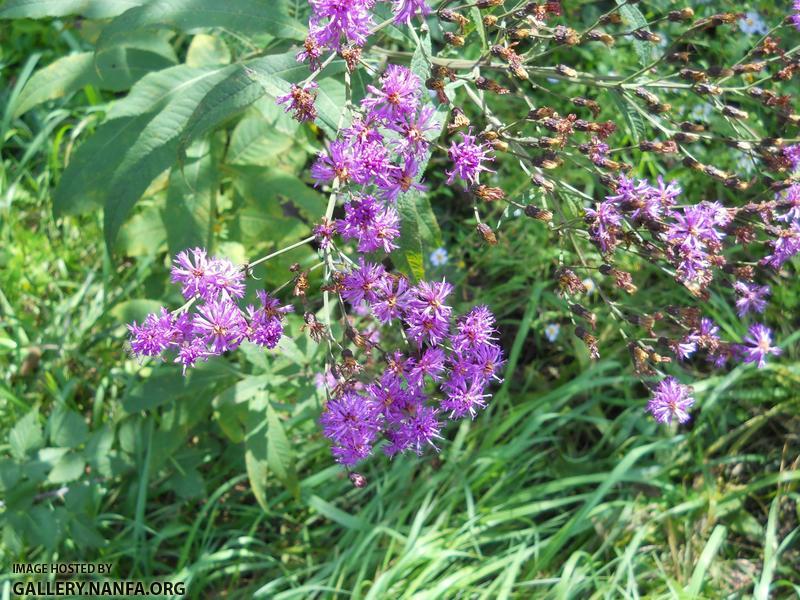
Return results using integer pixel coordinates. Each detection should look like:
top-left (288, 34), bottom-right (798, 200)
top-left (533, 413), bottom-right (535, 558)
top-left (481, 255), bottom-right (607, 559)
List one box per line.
top-left (446, 129), bottom-right (494, 184)
top-left (646, 377), bottom-right (695, 425)
top-left (733, 281), bottom-right (770, 317)
top-left (362, 65), bottom-right (421, 123)
top-left (738, 323), bottom-right (781, 369)
top-left (276, 82), bottom-right (319, 122)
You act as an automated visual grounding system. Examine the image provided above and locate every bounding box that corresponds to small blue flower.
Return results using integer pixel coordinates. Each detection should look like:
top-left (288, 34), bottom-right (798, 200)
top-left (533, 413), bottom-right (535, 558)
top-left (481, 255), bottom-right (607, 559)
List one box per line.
top-left (739, 11), bottom-right (768, 36)
top-left (430, 247), bottom-right (449, 267)
top-left (544, 323), bottom-right (560, 342)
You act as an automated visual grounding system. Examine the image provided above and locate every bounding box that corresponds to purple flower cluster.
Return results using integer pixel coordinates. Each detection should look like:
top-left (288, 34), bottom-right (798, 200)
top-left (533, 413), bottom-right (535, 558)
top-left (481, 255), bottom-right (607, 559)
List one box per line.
top-left (128, 248), bottom-right (293, 373)
top-left (299, 0), bottom-right (431, 68)
top-left (792, 0), bottom-right (800, 32)
top-left (308, 64), bottom-right (439, 253)
top-left (446, 129), bottom-right (495, 184)
top-left (319, 261), bottom-right (504, 465)
top-left (276, 82), bottom-right (319, 123)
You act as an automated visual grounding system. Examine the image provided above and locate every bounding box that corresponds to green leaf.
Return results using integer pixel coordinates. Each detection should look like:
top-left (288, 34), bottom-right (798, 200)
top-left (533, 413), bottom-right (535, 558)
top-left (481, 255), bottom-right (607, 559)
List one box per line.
top-left (609, 90), bottom-right (645, 144)
top-left (48, 406), bottom-right (89, 448)
top-left (115, 204), bottom-right (167, 256)
top-left (164, 140), bottom-right (218, 256)
top-left (97, 0), bottom-right (306, 52)
top-left (616, 1), bottom-right (652, 67)
top-left (9, 409), bottom-right (44, 460)
top-left (245, 391), bottom-right (270, 512)
top-left (109, 299), bottom-right (164, 323)
top-left (0, 0), bottom-right (146, 19)
top-left (186, 33), bottom-right (232, 67)
top-left (267, 403), bottom-right (298, 499)
top-left (13, 53), bottom-right (96, 117)
top-left (395, 191), bottom-right (443, 282)
top-left (122, 361), bottom-right (235, 413)
top-left (48, 452), bottom-right (86, 484)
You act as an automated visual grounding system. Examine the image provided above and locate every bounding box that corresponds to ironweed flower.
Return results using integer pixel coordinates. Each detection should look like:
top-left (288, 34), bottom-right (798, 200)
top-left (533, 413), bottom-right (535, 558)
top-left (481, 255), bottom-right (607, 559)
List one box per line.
top-left (647, 377), bottom-right (695, 425)
top-left (739, 323), bottom-right (781, 369)
top-left (446, 129), bottom-right (495, 184)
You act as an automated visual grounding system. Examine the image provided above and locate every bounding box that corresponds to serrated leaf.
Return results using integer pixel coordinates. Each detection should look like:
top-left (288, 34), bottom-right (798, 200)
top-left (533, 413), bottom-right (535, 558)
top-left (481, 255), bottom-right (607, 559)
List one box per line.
top-left (616, 1), bottom-right (652, 67)
top-left (54, 63), bottom-right (232, 219)
top-left (47, 453), bottom-right (86, 484)
top-left (97, 0), bottom-right (306, 53)
top-left (0, 0), bottom-right (146, 19)
top-left (9, 409), bottom-right (44, 460)
top-left (48, 407), bottom-right (89, 448)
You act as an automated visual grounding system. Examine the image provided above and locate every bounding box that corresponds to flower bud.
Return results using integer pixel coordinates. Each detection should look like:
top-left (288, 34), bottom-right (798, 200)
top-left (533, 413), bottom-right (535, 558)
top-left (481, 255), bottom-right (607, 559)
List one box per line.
top-left (668, 8), bottom-right (694, 21)
top-left (530, 173), bottom-right (555, 192)
top-left (448, 107), bottom-right (471, 133)
top-left (673, 132), bottom-right (700, 143)
top-left (632, 30), bottom-right (661, 44)
top-left (694, 83), bottom-right (722, 95)
top-left (555, 64), bottom-right (578, 78)
top-left (733, 62), bottom-right (766, 74)
top-left (679, 68), bottom-right (707, 83)
top-left (444, 31), bottom-right (465, 47)
top-left (569, 303), bottom-right (596, 329)
top-left (574, 326), bottom-right (600, 359)
top-left (473, 185), bottom-right (505, 202)
top-left (349, 472), bottom-right (367, 488)
top-left (476, 0), bottom-right (503, 7)
top-left (722, 105), bottom-right (749, 120)
top-left (438, 9), bottom-right (469, 28)
top-left (524, 204), bottom-right (553, 221)
top-left (584, 30), bottom-right (614, 45)
top-left (477, 223), bottom-right (498, 245)
top-left (555, 268), bottom-right (586, 295)
top-left (554, 25), bottom-right (580, 45)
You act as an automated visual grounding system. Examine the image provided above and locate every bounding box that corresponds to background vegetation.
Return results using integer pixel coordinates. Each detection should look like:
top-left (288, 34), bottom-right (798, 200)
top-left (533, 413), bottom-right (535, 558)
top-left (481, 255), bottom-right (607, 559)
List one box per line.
top-left (1, 0), bottom-right (799, 597)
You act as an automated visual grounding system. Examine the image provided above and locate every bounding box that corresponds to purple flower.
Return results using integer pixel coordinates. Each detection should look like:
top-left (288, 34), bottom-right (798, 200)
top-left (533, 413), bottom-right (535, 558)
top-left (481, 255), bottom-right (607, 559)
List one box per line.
top-left (174, 336), bottom-right (211, 374)
top-left (311, 140), bottom-right (361, 185)
top-left (784, 143), bottom-right (800, 171)
top-left (446, 129), bottom-right (494, 184)
top-left (379, 157), bottom-right (427, 202)
top-left (207, 257), bottom-right (246, 301)
top-left (171, 248), bottom-right (213, 300)
top-left (297, 30), bottom-right (324, 70)
top-left (762, 222), bottom-right (800, 269)
top-left (451, 305), bottom-right (497, 353)
top-left (738, 323), bottom-right (781, 369)
top-left (128, 307), bottom-right (178, 357)
top-left (646, 377), bottom-right (694, 425)
top-left (407, 346), bottom-right (446, 386)
top-left (776, 183), bottom-right (800, 223)
top-left (390, 105), bottom-right (438, 160)
top-left (371, 275), bottom-right (411, 323)
top-left (320, 391), bottom-right (382, 466)
top-left (308, 0), bottom-right (374, 50)
top-left (276, 82), bottom-right (318, 122)
top-left (362, 65), bottom-right (421, 123)
top-left (440, 378), bottom-right (490, 419)
top-left (395, 405), bottom-right (442, 455)
top-left (404, 281), bottom-right (454, 345)
top-left (391, 0), bottom-right (431, 24)
top-left (585, 199), bottom-right (621, 253)
top-left (733, 281), bottom-right (770, 317)
top-left (193, 298), bottom-right (247, 354)
top-left (792, 0), bottom-right (800, 32)
top-left (341, 258), bottom-right (386, 305)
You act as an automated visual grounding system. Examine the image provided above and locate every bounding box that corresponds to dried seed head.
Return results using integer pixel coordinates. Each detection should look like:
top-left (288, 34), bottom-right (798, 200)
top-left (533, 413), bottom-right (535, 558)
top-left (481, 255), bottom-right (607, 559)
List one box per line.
top-left (694, 83), bottom-right (723, 95)
top-left (574, 326), bottom-right (600, 359)
top-left (634, 87), bottom-right (661, 107)
top-left (667, 51), bottom-right (692, 63)
top-left (508, 27), bottom-right (533, 41)
top-left (483, 15), bottom-right (498, 27)
top-left (555, 268), bottom-right (587, 295)
top-left (490, 139), bottom-right (509, 152)
top-left (303, 312), bottom-right (327, 342)
top-left (443, 31), bottom-right (465, 46)
top-left (448, 107), bottom-right (471, 133)
top-left (524, 204), bottom-right (553, 221)
top-left (476, 0), bottom-right (503, 7)
top-left (599, 264), bottom-right (637, 293)
top-left (599, 13), bottom-right (622, 25)
top-left (475, 76), bottom-right (510, 94)
top-left (438, 9), bottom-right (469, 28)
top-left (680, 68), bottom-right (708, 83)
top-left (680, 121), bottom-right (706, 132)
top-left (584, 30), bottom-right (615, 45)
top-left (632, 30), bottom-right (661, 44)
top-left (673, 132), bottom-right (700, 143)
top-left (339, 46), bottom-right (362, 72)
top-left (473, 184), bottom-right (505, 202)
top-left (294, 270), bottom-right (310, 297)
top-left (554, 25), bottom-right (580, 45)
top-left (349, 472), bottom-right (367, 488)
top-left (733, 62), bottom-right (766, 74)
top-left (555, 64), bottom-right (578, 78)
top-left (530, 173), bottom-right (555, 192)
top-left (477, 223), bottom-right (498, 245)
top-left (571, 96), bottom-right (601, 117)
top-left (629, 343), bottom-right (654, 375)
top-left (668, 8), bottom-right (694, 22)
top-left (569, 303), bottom-right (597, 329)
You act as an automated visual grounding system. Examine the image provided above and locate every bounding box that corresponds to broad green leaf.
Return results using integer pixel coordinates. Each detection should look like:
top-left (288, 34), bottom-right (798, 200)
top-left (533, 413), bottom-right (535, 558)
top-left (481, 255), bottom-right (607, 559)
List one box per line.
top-left (48, 406), bottom-right (89, 448)
top-left (97, 0), bottom-right (306, 52)
top-left (9, 409), bottom-right (44, 460)
top-left (267, 403), bottom-right (298, 498)
top-left (109, 299), bottom-right (164, 323)
top-left (164, 140), bottom-right (218, 256)
top-left (54, 64), bottom-right (233, 219)
top-left (186, 33), bottom-right (232, 67)
top-left (0, 0), bottom-right (146, 19)
top-left (395, 191), bottom-right (443, 282)
top-left (122, 361), bottom-right (235, 413)
top-left (13, 53), bottom-right (96, 117)
top-left (115, 204), bottom-right (168, 257)
top-left (48, 452), bottom-right (86, 484)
